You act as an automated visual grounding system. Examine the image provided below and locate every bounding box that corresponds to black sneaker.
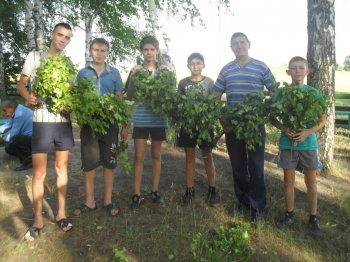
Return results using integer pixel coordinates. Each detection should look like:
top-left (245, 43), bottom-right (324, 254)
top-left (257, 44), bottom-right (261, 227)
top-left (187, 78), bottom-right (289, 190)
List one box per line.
top-left (206, 188), bottom-right (219, 207)
top-left (309, 218), bottom-right (323, 238)
top-left (131, 194), bottom-right (141, 209)
top-left (277, 211), bottom-right (295, 229)
top-left (150, 191), bottom-right (164, 204)
top-left (182, 187), bottom-right (195, 204)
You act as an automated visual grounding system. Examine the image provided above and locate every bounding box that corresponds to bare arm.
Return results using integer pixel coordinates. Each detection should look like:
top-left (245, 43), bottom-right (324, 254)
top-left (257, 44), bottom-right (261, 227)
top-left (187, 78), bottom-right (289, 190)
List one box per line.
top-left (115, 91), bottom-right (128, 141)
top-left (293, 114), bottom-right (327, 143)
top-left (17, 75), bottom-right (38, 106)
top-left (270, 117), bottom-right (295, 140)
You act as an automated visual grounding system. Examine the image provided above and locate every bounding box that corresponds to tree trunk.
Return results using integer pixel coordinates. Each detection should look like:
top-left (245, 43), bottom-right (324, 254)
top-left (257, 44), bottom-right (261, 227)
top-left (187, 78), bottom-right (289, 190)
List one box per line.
top-left (25, 0), bottom-right (36, 51)
top-left (0, 42), bottom-right (5, 99)
top-left (83, 1), bottom-right (93, 65)
top-left (33, 0), bottom-right (45, 51)
top-left (147, 0), bottom-right (175, 71)
top-left (307, 0), bottom-right (335, 175)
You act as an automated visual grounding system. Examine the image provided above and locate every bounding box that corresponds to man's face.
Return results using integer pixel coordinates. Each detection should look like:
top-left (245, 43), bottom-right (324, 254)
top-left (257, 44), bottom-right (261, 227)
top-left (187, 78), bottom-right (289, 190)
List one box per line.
top-left (3, 106), bottom-right (15, 118)
top-left (141, 43), bottom-right (159, 63)
top-left (90, 43), bottom-right (109, 64)
top-left (230, 36), bottom-right (250, 59)
top-left (50, 26), bottom-right (72, 52)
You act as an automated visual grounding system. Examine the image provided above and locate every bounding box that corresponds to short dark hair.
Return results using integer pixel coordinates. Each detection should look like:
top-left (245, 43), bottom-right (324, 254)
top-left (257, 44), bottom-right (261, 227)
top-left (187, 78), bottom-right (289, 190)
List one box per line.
top-left (230, 32), bottom-right (249, 43)
top-left (187, 52), bottom-right (205, 65)
top-left (53, 23), bottom-right (72, 32)
top-left (1, 99), bottom-right (17, 109)
top-left (140, 35), bottom-right (159, 50)
top-left (90, 38), bottom-right (110, 52)
top-left (288, 56), bottom-right (308, 68)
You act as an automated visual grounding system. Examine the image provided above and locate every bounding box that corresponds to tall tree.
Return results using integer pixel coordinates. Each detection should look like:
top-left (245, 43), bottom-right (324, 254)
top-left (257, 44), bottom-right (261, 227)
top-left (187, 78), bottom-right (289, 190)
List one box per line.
top-left (307, 0), bottom-right (335, 175)
top-left (25, 0), bottom-right (36, 51)
top-left (33, 0), bottom-right (45, 51)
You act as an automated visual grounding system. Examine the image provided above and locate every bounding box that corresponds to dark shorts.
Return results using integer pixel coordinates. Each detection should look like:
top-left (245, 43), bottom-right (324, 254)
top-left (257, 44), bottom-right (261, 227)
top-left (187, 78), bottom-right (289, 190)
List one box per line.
top-left (132, 127), bottom-right (166, 141)
top-left (32, 122), bottom-right (74, 153)
top-left (277, 150), bottom-right (322, 171)
top-left (80, 124), bottom-right (119, 172)
top-left (177, 128), bottom-right (214, 149)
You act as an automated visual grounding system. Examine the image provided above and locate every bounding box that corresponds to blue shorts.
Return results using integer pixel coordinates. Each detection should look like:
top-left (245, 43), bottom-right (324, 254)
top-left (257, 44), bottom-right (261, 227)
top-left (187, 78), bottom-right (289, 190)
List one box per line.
top-left (32, 122), bottom-right (74, 153)
top-left (80, 124), bottom-right (119, 171)
top-left (277, 150), bottom-right (323, 171)
top-left (132, 127), bottom-right (166, 141)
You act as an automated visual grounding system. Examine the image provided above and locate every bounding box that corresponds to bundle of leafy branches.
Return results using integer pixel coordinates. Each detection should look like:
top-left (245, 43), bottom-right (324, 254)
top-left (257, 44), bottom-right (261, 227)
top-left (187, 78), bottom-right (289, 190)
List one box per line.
top-left (132, 70), bottom-right (225, 144)
top-left (176, 90), bottom-right (226, 145)
top-left (131, 69), bottom-right (178, 118)
top-left (226, 91), bottom-right (270, 150)
top-left (269, 83), bottom-right (329, 131)
top-left (70, 78), bottom-right (133, 173)
top-left (32, 52), bottom-right (77, 113)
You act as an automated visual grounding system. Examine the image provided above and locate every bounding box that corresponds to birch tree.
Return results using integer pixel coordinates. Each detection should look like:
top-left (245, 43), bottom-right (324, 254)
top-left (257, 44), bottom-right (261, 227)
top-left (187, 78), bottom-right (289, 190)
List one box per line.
top-left (33, 0), bottom-right (45, 51)
top-left (0, 43), bottom-right (4, 99)
top-left (25, 0), bottom-right (36, 51)
top-left (307, 0), bottom-right (335, 175)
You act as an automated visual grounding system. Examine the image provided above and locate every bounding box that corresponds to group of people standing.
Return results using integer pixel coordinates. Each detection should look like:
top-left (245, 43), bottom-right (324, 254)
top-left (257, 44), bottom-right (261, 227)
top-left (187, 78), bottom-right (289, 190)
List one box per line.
top-left (10, 22), bottom-right (325, 241)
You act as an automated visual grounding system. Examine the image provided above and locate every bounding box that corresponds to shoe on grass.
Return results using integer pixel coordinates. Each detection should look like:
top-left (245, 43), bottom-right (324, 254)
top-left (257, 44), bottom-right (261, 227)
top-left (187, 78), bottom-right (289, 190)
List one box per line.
top-left (309, 218), bottom-right (323, 238)
top-left (206, 187), bottom-right (219, 207)
top-left (277, 211), bottom-right (295, 229)
top-left (131, 194), bottom-right (142, 209)
top-left (182, 187), bottom-right (195, 204)
top-left (151, 191), bottom-right (164, 204)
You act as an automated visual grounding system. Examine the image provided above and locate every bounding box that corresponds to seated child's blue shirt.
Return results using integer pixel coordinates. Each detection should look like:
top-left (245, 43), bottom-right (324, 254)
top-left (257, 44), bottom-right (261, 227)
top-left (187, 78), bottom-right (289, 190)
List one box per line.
top-left (278, 85), bottom-right (322, 151)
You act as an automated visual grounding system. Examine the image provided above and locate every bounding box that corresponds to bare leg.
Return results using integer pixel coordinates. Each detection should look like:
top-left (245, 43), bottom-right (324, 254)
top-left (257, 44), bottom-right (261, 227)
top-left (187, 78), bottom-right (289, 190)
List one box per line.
top-left (184, 148), bottom-right (196, 187)
top-left (84, 169), bottom-right (96, 207)
top-left (103, 167), bottom-right (118, 215)
top-left (31, 153), bottom-right (48, 229)
top-left (304, 170), bottom-right (317, 215)
top-left (283, 169), bottom-right (296, 212)
top-left (151, 140), bottom-right (162, 192)
top-left (55, 150), bottom-right (70, 230)
top-left (202, 148), bottom-right (215, 187)
top-left (133, 139), bottom-right (147, 195)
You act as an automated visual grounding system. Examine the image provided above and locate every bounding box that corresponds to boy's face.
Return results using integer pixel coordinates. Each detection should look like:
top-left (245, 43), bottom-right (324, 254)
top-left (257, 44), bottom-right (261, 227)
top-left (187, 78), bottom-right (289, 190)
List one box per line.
top-left (3, 106), bottom-right (15, 118)
top-left (188, 58), bottom-right (204, 77)
top-left (50, 26), bottom-right (72, 52)
top-left (90, 43), bottom-right (109, 64)
top-left (287, 61), bottom-right (309, 83)
top-left (141, 43), bottom-right (159, 63)
top-left (231, 36), bottom-right (250, 59)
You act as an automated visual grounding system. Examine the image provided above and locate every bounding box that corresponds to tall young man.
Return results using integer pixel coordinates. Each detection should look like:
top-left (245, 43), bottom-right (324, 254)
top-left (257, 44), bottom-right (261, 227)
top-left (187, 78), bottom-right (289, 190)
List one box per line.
top-left (17, 23), bottom-right (74, 241)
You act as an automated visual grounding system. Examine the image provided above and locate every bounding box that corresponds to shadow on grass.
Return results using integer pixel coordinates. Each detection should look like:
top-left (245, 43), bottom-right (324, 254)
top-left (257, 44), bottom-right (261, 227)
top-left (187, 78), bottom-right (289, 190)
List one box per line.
top-left (0, 130), bottom-right (349, 261)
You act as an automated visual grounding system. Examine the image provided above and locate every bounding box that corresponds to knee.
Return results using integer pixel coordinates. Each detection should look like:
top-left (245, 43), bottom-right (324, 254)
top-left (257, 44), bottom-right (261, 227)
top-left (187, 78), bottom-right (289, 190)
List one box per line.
top-left (284, 179), bottom-right (295, 189)
top-left (151, 151), bottom-right (161, 161)
top-left (134, 152), bottom-right (145, 163)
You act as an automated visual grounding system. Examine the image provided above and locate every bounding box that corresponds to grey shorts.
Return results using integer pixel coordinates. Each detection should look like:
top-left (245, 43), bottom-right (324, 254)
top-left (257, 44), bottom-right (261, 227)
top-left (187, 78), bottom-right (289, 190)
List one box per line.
top-left (277, 150), bottom-right (323, 171)
top-left (80, 124), bottom-right (119, 172)
top-left (32, 122), bottom-right (74, 153)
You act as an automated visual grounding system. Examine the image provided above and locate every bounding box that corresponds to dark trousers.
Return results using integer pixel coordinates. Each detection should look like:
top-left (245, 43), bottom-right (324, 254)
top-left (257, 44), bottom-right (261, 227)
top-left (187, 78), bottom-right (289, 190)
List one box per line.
top-left (5, 135), bottom-right (32, 164)
top-left (225, 125), bottom-right (266, 212)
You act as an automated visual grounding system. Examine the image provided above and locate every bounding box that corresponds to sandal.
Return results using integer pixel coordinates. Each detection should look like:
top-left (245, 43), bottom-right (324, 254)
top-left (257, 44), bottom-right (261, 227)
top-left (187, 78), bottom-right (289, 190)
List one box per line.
top-left (24, 226), bottom-right (43, 241)
top-left (103, 202), bottom-right (120, 216)
top-left (56, 218), bottom-right (73, 232)
top-left (73, 203), bottom-right (98, 216)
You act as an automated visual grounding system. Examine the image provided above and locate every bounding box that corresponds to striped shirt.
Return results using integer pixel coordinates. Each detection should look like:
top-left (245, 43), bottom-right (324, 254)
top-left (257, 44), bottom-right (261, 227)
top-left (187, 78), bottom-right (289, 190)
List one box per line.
top-left (130, 69), bottom-right (168, 128)
top-left (214, 58), bottom-right (275, 107)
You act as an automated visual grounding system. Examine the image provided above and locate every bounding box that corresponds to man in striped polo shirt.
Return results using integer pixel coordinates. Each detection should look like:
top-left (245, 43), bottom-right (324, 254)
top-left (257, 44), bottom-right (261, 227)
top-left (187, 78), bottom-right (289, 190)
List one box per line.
top-left (214, 32), bottom-right (275, 221)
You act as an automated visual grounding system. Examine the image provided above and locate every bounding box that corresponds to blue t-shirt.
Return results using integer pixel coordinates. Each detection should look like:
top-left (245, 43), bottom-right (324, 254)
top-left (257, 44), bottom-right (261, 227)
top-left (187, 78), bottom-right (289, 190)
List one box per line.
top-left (214, 58), bottom-right (275, 107)
top-left (0, 104), bottom-right (33, 142)
top-left (77, 64), bottom-right (123, 95)
top-left (279, 85), bottom-right (323, 151)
